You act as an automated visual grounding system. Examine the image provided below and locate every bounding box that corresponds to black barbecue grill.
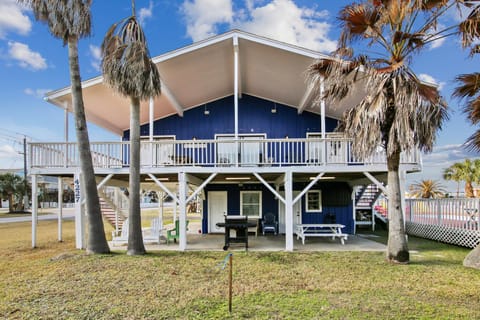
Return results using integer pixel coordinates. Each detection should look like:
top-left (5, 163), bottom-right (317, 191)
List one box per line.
top-left (216, 215), bottom-right (256, 251)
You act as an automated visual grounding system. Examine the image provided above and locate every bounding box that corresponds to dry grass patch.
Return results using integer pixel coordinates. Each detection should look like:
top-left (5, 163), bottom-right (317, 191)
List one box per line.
top-left (0, 221), bottom-right (479, 319)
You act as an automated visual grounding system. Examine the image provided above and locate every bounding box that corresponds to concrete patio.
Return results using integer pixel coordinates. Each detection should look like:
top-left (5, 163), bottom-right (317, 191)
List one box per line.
top-left (110, 232), bottom-right (386, 252)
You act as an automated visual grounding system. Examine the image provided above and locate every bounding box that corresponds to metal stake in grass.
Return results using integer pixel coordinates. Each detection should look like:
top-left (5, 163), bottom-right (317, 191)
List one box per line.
top-left (228, 253), bottom-right (233, 313)
top-left (218, 253), bottom-right (234, 313)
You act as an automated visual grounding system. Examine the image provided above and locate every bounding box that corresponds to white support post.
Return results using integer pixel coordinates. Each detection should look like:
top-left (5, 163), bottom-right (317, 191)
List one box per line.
top-left (158, 191), bottom-right (164, 230)
top-left (399, 169), bottom-right (407, 235)
top-left (57, 177), bottom-right (63, 242)
top-left (320, 77), bottom-right (326, 164)
top-left (178, 172), bottom-right (187, 251)
top-left (74, 172), bottom-right (85, 249)
top-left (285, 171), bottom-right (294, 251)
top-left (233, 36), bottom-right (239, 166)
top-left (64, 102), bottom-right (69, 167)
top-left (233, 35), bottom-right (239, 140)
top-left (149, 96), bottom-right (154, 166)
top-left (31, 174), bottom-right (38, 248)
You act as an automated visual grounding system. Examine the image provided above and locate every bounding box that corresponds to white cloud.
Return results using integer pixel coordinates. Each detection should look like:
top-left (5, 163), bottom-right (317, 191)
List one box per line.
top-left (0, 144), bottom-right (22, 169)
top-left (418, 73), bottom-right (445, 91)
top-left (428, 23), bottom-right (446, 50)
top-left (233, 0), bottom-right (336, 52)
top-left (181, 0), bottom-right (233, 42)
top-left (8, 41), bottom-right (47, 70)
top-left (139, 1), bottom-right (154, 26)
top-left (89, 44), bottom-right (101, 72)
top-left (0, 0), bottom-right (31, 39)
top-left (24, 88), bottom-right (51, 99)
top-left (180, 0), bottom-right (336, 52)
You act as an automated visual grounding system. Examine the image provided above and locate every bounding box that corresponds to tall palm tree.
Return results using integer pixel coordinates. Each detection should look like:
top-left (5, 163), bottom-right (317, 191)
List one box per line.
top-left (18, 0), bottom-right (109, 253)
top-left (101, 0), bottom-right (161, 255)
top-left (409, 179), bottom-right (446, 199)
top-left (306, 0), bottom-right (466, 263)
top-left (443, 159), bottom-right (480, 198)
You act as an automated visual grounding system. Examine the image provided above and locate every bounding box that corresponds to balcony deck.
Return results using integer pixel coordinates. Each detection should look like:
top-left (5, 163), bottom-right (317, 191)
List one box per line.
top-left (29, 137), bottom-right (421, 175)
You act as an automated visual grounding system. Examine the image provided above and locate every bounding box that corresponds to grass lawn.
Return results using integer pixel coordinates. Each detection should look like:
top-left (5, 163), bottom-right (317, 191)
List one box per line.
top-left (0, 221), bottom-right (479, 319)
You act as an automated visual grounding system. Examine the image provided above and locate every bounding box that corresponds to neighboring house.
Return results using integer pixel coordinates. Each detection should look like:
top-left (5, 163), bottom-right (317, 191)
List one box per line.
top-left (30, 30), bottom-right (421, 250)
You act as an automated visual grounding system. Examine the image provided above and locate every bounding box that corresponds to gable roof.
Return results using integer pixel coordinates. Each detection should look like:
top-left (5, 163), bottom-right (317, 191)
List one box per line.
top-left (45, 30), bottom-right (361, 136)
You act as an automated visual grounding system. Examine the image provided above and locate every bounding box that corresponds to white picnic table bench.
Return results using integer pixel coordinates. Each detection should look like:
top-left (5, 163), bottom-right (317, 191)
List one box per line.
top-left (295, 224), bottom-right (348, 245)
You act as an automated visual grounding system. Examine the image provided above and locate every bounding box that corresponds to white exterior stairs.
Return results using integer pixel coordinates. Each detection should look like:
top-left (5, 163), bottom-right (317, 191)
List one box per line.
top-left (354, 184), bottom-right (386, 232)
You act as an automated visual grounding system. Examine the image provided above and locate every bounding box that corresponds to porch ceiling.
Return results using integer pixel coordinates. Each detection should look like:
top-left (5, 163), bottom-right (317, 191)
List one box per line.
top-left (44, 30), bottom-right (366, 136)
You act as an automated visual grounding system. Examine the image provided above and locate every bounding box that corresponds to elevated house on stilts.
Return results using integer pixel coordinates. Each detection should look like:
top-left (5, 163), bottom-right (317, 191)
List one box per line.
top-left (30, 30), bottom-right (421, 250)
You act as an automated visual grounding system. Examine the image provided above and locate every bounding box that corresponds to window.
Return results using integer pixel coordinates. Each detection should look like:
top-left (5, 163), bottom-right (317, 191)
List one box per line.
top-left (240, 191), bottom-right (262, 218)
top-left (306, 190), bottom-right (322, 212)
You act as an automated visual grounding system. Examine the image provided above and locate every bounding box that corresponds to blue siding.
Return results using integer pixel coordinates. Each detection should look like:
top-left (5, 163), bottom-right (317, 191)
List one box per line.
top-left (203, 181), bottom-right (353, 235)
top-left (202, 183), bottom-right (279, 233)
top-left (124, 95), bottom-right (338, 140)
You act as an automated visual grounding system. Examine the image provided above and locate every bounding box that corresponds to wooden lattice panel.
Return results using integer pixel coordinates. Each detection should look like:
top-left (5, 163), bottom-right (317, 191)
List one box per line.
top-left (406, 222), bottom-right (480, 248)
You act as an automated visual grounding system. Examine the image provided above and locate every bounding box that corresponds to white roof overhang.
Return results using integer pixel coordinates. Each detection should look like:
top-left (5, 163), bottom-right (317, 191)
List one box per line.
top-left (44, 30), bottom-right (364, 136)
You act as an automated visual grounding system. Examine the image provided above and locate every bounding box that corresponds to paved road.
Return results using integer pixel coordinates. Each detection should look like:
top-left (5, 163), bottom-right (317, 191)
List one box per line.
top-left (0, 209), bottom-right (75, 224)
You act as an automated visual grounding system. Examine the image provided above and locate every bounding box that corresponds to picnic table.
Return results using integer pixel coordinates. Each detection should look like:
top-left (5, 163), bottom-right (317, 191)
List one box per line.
top-left (295, 224), bottom-right (348, 245)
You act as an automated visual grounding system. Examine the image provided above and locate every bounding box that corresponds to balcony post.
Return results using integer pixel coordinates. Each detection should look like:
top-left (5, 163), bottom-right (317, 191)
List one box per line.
top-left (233, 36), bottom-right (239, 166)
top-left (64, 101), bottom-right (69, 167)
top-left (320, 77), bottom-right (326, 164)
top-left (149, 96), bottom-right (154, 166)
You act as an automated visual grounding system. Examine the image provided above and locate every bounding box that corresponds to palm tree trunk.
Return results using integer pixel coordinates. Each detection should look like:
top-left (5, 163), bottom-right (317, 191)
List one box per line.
top-left (127, 96), bottom-right (146, 255)
top-left (386, 150), bottom-right (409, 263)
top-left (465, 181), bottom-right (474, 198)
top-left (8, 193), bottom-right (14, 213)
top-left (67, 38), bottom-right (110, 254)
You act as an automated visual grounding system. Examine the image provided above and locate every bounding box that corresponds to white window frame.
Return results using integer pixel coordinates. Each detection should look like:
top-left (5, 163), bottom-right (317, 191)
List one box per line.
top-left (305, 190), bottom-right (322, 212)
top-left (240, 190), bottom-right (262, 218)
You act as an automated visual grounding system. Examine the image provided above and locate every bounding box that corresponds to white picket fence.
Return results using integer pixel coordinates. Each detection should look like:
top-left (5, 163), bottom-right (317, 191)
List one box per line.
top-left (405, 198), bottom-right (480, 248)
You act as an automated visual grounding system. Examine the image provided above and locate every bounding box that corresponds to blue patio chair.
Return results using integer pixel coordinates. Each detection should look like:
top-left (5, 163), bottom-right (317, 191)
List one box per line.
top-left (261, 213), bottom-right (278, 235)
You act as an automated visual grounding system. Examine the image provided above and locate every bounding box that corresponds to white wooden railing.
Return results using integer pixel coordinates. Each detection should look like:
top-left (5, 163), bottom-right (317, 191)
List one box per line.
top-left (406, 198), bottom-right (480, 231)
top-left (29, 137), bottom-right (420, 169)
top-left (405, 198), bottom-right (480, 248)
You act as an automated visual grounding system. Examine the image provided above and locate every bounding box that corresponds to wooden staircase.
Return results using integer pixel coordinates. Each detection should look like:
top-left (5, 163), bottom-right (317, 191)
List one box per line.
top-left (98, 188), bottom-right (129, 235)
top-left (99, 197), bottom-right (125, 230)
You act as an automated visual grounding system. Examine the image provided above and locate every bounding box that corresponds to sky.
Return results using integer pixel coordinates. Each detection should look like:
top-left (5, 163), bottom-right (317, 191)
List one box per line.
top-left (0, 0), bottom-right (479, 193)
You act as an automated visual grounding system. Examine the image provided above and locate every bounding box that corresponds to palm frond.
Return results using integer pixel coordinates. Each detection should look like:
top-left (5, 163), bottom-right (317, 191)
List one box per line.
top-left (458, 5), bottom-right (480, 47)
top-left (18, 0), bottom-right (92, 44)
top-left (339, 3), bottom-right (382, 46)
top-left (101, 16), bottom-right (161, 100)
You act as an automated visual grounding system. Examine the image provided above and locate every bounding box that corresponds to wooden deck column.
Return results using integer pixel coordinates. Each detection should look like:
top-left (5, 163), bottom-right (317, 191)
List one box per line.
top-left (57, 177), bottom-right (63, 242)
top-left (31, 174), bottom-right (38, 248)
top-left (178, 172), bottom-right (187, 251)
top-left (285, 171), bottom-right (294, 251)
top-left (74, 172), bottom-right (86, 249)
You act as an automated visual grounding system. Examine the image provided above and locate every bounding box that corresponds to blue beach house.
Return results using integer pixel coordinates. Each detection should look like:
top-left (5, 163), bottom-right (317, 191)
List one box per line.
top-left (30, 30), bottom-right (421, 250)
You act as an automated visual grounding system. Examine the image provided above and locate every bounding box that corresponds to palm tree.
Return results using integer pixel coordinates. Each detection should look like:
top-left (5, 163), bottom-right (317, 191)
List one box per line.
top-left (0, 173), bottom-right (25, 212)
top-left (101, 0), bottom-right (161, 255)
top-left (451, 1), bottom-right (480, 270)
top-left (19, 0), bottom-right (109, 254)
top-left (306, 1), bottom-right (467, 263)
top-left (443, 159), bottom-right (480, 198)
top-left (409, 180), bottom-right (446, 199)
